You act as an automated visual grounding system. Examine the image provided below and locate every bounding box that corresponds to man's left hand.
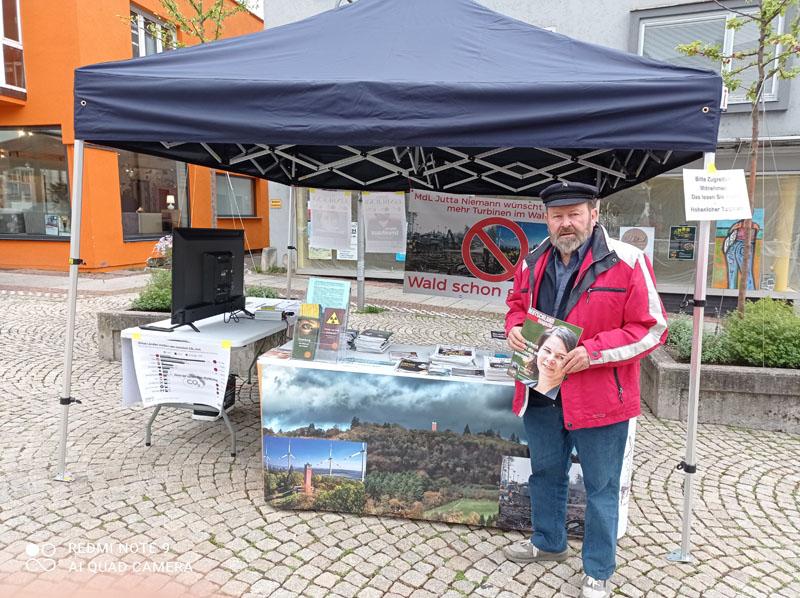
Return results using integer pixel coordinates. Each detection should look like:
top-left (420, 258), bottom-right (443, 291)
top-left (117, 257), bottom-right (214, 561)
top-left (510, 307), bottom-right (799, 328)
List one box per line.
top-left (563, 346), bottom-right (590, 374)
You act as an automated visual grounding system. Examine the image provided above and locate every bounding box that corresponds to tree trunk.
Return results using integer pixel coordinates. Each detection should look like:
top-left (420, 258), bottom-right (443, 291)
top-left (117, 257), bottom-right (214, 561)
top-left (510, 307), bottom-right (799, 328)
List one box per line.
top-left (737, 32), bottom-right (767, 314)
top-left (738, 143), bottom-right (758, 314)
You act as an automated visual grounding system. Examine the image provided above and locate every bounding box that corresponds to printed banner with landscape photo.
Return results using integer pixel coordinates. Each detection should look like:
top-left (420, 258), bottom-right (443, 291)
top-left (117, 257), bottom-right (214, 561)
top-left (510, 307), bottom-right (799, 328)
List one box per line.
top-left (404, 189), bottom-right (548, 302)
top-left (260, 362), bottom-right (635, 536)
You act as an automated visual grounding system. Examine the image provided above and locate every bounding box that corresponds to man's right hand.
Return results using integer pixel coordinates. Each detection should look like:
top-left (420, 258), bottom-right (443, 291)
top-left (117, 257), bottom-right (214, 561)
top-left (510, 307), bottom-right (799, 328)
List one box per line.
top-left (507, 326), bottom-right (526, 352)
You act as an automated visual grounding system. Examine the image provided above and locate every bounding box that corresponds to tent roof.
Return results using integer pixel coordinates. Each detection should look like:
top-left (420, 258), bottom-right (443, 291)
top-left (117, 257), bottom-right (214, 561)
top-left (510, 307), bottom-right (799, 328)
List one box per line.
top-left (74, 0), bottom-right (722, 197)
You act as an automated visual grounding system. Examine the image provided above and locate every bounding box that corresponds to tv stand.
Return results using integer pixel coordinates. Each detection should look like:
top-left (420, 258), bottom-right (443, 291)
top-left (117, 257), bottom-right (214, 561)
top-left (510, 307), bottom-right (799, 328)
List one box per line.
top-left (230, 307), bottom-right (255, 319)
top-left (139, 321), bottom-right (201, 333)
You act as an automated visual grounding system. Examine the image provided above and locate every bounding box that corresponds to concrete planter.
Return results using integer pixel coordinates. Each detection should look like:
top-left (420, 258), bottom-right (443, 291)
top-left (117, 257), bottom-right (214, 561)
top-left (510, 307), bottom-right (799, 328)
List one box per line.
top-left (641, 347), bottom-right (800, 434)
top-left (97, 310), bottom-right (166, 361)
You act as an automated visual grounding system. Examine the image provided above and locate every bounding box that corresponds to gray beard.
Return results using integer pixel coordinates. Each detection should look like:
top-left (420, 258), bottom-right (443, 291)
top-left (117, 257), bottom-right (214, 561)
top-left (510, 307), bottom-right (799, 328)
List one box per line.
top-left (550, 229), bottom-right (589, 255)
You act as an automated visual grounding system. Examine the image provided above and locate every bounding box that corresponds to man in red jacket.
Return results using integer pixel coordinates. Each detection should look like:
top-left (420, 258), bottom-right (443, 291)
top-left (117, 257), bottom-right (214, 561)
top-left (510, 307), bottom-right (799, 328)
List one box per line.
top-left (502, 181), bottom-right (667, 598)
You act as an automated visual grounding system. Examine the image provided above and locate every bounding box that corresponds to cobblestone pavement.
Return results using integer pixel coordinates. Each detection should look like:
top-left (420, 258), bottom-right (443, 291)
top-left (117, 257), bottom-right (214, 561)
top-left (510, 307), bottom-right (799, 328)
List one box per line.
top-left (0, 291), bottom-right (798, 598)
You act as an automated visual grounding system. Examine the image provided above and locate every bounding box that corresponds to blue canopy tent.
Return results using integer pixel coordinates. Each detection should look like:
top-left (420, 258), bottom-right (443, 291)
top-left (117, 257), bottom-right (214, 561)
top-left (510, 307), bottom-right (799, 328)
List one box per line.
top-left (73, 0), bottom-right (721, 196)
top-left (62, 0), bottom-right (722, 563)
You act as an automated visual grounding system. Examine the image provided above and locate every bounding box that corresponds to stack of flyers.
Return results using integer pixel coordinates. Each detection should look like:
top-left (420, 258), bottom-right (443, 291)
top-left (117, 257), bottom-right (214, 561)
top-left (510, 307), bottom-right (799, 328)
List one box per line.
top-left (430, 344), bottom-right (476, 367)
top-left (339, 356), bottom-right (396, 367)
top-left (341, 328), bottom-right (359, 350)
top-left (395, 358), bottom-right (428, 374)
top-left (263, 347), bottom-right (292, 360)
top-left (427, 364), bottom-right (452, 376)
top-left (389, 350), bottom-right (418, 360)
top-left (484, 355), bottom-right (512, 381)
top-left (450, 366), bottom-right (484, 378)
top-left (354, 329), bottom-right (393, 353)
top-left (253, 305), bottom-right (283, 320)
top-left (253, 300), bottom-right (300, 321)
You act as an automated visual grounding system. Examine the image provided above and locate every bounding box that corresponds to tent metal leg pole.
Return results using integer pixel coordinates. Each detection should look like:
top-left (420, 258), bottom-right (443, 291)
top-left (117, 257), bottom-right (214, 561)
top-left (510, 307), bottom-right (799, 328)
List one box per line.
top-left (667, 151), bottom-right (714, 563)
top-left (55, 139), bottom-right (86, 483)
top-left (286, 185), bottom-right (295, 298)
top-left (356, 191), bottom-right (365, 310)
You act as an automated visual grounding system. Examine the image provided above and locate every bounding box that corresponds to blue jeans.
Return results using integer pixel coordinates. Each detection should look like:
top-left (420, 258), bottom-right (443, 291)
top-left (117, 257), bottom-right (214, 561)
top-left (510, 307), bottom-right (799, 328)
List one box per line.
top-left (522, 403), bottom-right (629, 580)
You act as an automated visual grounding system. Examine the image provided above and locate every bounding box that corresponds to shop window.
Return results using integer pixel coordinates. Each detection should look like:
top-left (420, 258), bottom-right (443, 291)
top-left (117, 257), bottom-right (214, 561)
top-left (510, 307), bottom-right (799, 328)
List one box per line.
top-left (118, 149), bottom-right (189, 240)
top-left (0, 128), bottom-right (68, 238)
top-left (636, 6), bottom-right (782, 106)
top-left (0, 0), bottom-right (24, 93)
top-left (131, 6), bottom-right (175, 58)
top-left (216, 173), bottom-right (255, 217)
top-left (603, 174), bottom-right (800, 297)
top-left (295, 188), bottom-right (407, 278)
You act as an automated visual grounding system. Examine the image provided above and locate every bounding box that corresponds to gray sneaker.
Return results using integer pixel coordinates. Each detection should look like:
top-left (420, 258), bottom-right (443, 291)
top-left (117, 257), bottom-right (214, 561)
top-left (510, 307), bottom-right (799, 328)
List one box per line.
top-left (502, 540), bottom-right (569, 563)
top-left (581, 574), bottom-right (611, 598)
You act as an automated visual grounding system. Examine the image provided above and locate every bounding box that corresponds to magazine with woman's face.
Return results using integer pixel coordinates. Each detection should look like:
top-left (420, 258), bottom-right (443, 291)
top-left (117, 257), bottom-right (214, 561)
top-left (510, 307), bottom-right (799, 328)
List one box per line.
top-left (508, 308), bottom-right (583, 398)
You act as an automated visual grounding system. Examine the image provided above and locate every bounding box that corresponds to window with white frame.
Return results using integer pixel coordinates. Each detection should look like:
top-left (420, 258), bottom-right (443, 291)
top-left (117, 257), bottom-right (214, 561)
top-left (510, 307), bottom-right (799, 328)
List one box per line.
top-left (638, 9), bottom-right (783, 104)
top-left (0, 128), bottom-right (69, 238)
top-left (0, 0), bottom-right (24, 93)
top-left (216, 174), bottom-right (255, 217)
top-left (131, 6), bottom-right (175, 58)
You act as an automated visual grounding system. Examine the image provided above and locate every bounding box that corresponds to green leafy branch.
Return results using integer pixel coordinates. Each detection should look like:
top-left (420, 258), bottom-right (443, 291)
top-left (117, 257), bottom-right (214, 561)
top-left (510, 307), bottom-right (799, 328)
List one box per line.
top-left (160, 0), bottom-right (255, 44)
top-left (677, 0), bottom-right (800, 103)
top-left (125, 0), bottom-right (256, 50)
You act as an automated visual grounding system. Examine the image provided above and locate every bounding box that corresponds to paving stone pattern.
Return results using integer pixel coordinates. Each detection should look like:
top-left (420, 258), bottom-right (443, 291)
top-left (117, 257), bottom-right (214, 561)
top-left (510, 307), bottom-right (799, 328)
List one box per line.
top-left (0, 293), bottom-right (798, 597)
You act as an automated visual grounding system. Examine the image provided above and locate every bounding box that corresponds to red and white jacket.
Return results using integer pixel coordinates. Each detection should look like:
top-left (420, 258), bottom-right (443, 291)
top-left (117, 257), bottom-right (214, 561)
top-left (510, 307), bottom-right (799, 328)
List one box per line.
top-left (505, 225), bottom-right (667, 430)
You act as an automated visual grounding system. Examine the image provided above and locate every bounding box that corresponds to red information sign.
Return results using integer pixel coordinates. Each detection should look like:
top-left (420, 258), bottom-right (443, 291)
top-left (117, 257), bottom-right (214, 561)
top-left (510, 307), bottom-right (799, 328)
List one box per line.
top-left (461, 217), bottom-right (529, 283)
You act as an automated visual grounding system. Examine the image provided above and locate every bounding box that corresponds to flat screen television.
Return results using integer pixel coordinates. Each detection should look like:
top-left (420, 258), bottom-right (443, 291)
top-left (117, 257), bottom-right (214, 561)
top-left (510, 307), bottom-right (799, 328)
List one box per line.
top-left (171, 228), bottom-right (246, 327)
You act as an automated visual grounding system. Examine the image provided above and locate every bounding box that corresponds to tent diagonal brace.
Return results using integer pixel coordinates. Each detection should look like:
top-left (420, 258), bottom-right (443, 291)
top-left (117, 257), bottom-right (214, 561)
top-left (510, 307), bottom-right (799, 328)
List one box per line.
top-left (443, 173), bottom-right (477, 191)
top-left (436, 147), bottom-right (531, 183)
top-left (431, 147), bottom-right (512, 177)
top-left (150, 143), bottom-right (688, 198)
top-left (635, 153), bottom-right (651, 178)
top-left (575, 154), bottom-right (626, 180)
top-left (274, 149), bottom-right (321, 173)
top-left (340, 145), bottom-right (411, 178)
top-left (433, 148), bottom-right (532, 189)
top-left (230, 145), bottom-right (273, 166)
top-left (477, 174), bottom-right (518, 193)
top-left (200, 143), bottom-right (223, 164)
top-left (233, 144), bottom-right (267, 175)
top-left (498, 157), bottom-right (575, 182)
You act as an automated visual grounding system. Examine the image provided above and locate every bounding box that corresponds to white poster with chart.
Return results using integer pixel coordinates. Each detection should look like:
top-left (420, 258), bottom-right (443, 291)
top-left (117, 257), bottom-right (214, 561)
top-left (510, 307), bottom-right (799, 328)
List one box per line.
top-left (131, 336), bottom-right (231, 409)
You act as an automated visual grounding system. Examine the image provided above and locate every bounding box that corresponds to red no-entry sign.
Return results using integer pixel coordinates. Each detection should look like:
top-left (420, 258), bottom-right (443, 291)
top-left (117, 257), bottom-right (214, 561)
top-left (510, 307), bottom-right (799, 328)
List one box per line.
top-left (461, 217), bottom-right (529, 283)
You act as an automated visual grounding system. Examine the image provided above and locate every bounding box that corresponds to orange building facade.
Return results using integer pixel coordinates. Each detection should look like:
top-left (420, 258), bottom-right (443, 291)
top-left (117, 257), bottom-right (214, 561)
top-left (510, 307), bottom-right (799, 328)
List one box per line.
top-left (0, 0), bottom-right (269, 271)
